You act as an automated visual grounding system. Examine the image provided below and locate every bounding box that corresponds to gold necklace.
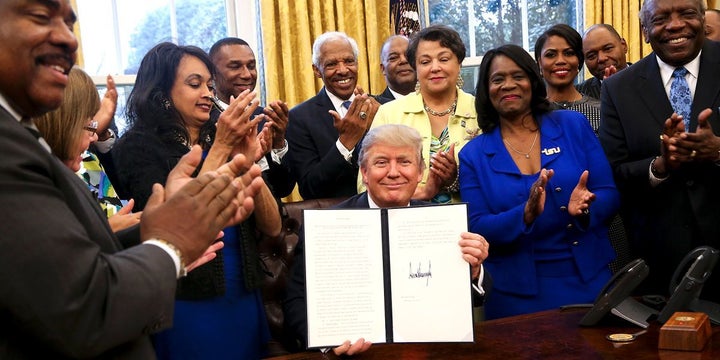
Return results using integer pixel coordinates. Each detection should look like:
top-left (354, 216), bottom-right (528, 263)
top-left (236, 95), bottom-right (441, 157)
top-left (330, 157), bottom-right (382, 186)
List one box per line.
top-left (423, 97), bottom-right (457, 116)
top-left (503, 131), bottom-right (539, 159)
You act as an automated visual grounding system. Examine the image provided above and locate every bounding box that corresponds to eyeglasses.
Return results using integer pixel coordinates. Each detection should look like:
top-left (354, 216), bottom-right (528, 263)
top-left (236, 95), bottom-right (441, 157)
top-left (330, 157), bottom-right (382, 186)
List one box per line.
top-left (83, 120), bottom-right (98, 135)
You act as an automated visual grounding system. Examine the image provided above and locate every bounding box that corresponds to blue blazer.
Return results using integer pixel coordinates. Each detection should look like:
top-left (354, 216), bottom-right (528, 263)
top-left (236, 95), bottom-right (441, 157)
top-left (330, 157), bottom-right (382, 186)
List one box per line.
top-left (459, 110), bottom-right (619, 296)
top-left (285, 88), bottom-right (361, 199)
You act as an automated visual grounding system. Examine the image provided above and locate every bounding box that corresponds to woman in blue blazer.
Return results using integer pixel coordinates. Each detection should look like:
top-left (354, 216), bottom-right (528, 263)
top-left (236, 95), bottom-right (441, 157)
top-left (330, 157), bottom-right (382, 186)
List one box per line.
top-left (459, 44), bottom-right (619, 319)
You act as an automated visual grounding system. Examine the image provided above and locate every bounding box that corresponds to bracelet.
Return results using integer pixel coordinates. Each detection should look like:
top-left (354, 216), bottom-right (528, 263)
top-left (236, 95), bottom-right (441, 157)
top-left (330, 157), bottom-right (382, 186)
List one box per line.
top-left (443, 172), bottom-right (460, 193)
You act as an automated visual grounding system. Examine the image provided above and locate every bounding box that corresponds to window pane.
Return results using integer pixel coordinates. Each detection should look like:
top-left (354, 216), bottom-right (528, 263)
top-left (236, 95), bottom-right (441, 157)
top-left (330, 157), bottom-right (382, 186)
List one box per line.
top-left (428, 0), bottom-right (580, 57)
top-left (77, 0), bottom-right (227, 76)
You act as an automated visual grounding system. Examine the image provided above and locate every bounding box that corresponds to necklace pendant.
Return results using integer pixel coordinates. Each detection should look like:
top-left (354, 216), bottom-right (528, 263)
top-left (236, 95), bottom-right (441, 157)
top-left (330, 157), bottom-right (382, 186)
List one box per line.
top-left (524, 154), bottom-right (530, 159)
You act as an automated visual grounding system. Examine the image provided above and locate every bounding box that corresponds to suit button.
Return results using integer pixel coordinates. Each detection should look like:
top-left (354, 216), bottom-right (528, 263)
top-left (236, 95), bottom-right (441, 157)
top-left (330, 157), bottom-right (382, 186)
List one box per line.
top-left (567, 223), bottom-right (573, 229)
top-left (560, 206), bottom-right (567, 212)
top-left (572, 241), bottom-right (579, 246)
top-left (555, 187), bottom-right (562, 192)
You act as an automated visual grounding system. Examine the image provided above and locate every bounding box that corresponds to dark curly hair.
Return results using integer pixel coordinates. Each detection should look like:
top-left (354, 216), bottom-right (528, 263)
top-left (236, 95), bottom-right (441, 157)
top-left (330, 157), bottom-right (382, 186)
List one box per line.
top-left (125, 42), bottom-right (217, 150)
top-left (475, 44), bottom-right (551, 133)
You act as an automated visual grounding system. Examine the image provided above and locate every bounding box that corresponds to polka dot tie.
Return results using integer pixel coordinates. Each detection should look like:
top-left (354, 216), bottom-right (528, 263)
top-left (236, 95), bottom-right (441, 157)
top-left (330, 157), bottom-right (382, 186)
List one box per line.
top-left (669, 67), bottom-right (692, 132)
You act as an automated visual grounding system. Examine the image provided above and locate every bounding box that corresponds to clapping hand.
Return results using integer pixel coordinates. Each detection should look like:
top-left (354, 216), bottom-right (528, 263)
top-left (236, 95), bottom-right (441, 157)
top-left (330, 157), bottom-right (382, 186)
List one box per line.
top-left (524, 168), bottom-right (554, 224)
top-left (568, 170), bottom-right (595, 217)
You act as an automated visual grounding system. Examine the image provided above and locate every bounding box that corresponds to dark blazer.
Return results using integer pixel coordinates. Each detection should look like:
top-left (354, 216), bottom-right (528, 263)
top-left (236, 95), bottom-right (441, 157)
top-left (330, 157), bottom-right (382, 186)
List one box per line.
top-left (0, 108), bottom-right (176, 359)
top-left (576, 77), bottom-right (602, 100)
top-left (374, 87), bottom-right (396, 105)
top-left (209, 107), bottom-right (295, 198)
top-left (576, 63), bottom-right (632, 100)
top-left (285, 88), bottom-right (361, 199)
top-left (283, 192), bottom-right (489, 349)
top-left (599, 41), bottom-right (720, 300)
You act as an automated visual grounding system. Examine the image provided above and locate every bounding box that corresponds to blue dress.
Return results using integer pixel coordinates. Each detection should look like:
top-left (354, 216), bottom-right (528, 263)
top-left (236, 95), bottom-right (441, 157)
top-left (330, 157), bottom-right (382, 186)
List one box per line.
top-left (152, 225), bottom-right (270, 359)
top-left (459, 110), bottom-right (619, 319)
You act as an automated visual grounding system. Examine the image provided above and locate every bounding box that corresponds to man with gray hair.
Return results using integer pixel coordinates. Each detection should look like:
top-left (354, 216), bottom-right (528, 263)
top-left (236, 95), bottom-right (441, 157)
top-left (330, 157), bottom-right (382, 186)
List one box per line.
top-left (285, 124), bottom-right (490, 356)
top-left (286, 31), bottom-right (379, 199)
top-left (375, 35), bottom-right (416, 104)
top-left (599, 0), bottom-right (720, 301)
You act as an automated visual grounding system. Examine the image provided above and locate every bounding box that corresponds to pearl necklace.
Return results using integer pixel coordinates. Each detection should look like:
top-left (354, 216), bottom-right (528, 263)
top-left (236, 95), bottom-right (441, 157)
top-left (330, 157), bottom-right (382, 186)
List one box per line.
top-left (503, 131), bottom-right (539, 159)
top-left (424, 97), bottom-right (457, 117)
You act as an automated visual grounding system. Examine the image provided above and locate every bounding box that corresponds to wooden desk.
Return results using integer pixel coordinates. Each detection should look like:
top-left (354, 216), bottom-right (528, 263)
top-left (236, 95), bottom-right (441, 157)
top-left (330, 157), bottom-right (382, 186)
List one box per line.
top-left (266, 308), bottom-right (720, 359)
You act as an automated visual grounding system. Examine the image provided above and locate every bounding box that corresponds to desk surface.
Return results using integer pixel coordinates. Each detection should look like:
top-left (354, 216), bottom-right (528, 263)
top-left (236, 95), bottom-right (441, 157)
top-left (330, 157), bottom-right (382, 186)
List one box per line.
top-left (267, 308), bottom-right (720, 359)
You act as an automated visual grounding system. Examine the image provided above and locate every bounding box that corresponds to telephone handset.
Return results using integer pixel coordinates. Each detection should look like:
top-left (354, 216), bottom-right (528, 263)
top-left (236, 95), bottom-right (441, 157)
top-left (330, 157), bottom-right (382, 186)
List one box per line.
top-left (657, 246), bottom-right (720, 324)
top-left (579, 258), bottom-right (658, 328)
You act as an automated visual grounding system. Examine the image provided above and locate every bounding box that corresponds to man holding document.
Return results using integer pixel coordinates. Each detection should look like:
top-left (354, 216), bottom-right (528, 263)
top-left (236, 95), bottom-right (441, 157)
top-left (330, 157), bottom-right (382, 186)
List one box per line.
top-left (284, 124), bottom-right (490, 356)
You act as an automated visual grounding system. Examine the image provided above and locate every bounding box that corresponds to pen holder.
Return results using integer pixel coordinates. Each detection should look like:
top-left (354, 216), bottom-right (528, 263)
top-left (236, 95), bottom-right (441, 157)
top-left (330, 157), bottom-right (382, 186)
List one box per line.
top-left (658, 312), bottom-right (712, 351)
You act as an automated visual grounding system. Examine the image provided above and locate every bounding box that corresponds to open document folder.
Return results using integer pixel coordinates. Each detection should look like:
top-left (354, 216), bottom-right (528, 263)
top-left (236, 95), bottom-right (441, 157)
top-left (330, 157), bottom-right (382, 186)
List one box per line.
top-left (303, 203), bottom-right (474, 348)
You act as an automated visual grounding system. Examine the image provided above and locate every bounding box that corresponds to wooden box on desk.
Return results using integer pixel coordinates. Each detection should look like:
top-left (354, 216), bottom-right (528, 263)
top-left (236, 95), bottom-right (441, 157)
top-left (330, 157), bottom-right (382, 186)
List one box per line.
top-left (658, 312), bottom-right (712, 351)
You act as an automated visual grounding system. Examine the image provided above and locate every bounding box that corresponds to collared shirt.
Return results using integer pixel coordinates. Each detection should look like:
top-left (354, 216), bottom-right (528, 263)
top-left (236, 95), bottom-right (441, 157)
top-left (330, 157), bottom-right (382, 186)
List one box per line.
top-left (387, 87), bottom-right (408, 100)
top-left (0, 92), bottom-right (23, 121)
top-left (657, 51), bottom-right (701, 100)
top-left (649, 52), bottom-right (702, 187)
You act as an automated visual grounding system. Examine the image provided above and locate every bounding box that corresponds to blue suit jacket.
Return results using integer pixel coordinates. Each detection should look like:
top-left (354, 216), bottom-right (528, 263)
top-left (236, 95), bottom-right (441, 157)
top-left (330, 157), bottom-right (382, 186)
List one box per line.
top-left (285, 88), bottom-right (361, 199)
top-left (459, 110), bottom-right (618, 296)
top-left (599, 40), bottom-right (720, 299)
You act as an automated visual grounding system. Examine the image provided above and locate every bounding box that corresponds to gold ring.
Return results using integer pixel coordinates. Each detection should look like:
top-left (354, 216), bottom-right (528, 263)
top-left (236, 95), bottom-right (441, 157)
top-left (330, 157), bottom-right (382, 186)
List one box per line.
top-left (691, 150), bottom-right (697, 158)
top-left (659, 134), bottom-right (664, 140)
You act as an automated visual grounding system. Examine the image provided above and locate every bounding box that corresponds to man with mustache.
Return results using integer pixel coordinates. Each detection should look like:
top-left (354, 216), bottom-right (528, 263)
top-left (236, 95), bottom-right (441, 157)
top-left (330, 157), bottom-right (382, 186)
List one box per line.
top-left (577, 24), bottom-right (631, 100)
top-left (209, 37), bottom-right (296, 198)
top-left (375, 35), bottom-right (417, 104)
top-left (0, 0), bottom-right (262, 358)
top-left (285, 32), bottom-right (379, 199)
top-left (599, 0), bottom-right (720, 302)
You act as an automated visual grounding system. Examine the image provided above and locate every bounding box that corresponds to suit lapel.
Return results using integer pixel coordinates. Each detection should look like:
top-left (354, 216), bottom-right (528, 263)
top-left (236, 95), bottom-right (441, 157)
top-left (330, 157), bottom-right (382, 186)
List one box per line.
top-left (692, 42), bottom-right (720, 131)
top-left (635, 55), bottom-right (674, 128)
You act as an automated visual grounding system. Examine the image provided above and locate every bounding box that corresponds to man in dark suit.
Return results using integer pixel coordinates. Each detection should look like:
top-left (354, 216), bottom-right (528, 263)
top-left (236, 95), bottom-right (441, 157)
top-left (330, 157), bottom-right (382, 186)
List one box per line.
top-left (599, 0), bottom-right (720, 301)
top-left (209, 37), bottom-right (295, 198)
top-left (0, 1), bottom-right (262, 358)
top-left (285, 32), bottom-right (379, 200)
top-left (284, 124), bottom-right (490, 356)
top-left (375, 35), bottom-right (416, 104)
top-left (577, 24), bottom-right (630, 100)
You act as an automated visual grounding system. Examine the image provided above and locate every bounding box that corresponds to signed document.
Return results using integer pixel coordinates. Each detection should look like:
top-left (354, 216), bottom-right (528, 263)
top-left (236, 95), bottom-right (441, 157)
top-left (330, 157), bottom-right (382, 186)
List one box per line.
top-left (303, 203), bottom-right (473, 348)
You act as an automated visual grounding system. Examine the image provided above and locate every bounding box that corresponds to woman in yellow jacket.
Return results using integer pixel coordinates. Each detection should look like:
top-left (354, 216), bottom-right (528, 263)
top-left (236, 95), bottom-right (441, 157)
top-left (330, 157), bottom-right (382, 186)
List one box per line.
top-left (360, 25), bottom-right (480, 203)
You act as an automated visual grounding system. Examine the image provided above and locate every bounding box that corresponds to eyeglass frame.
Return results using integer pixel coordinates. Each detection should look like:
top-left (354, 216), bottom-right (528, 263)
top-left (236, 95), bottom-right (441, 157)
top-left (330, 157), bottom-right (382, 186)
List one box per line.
top-left (83, 120), bottom-right (98, 134)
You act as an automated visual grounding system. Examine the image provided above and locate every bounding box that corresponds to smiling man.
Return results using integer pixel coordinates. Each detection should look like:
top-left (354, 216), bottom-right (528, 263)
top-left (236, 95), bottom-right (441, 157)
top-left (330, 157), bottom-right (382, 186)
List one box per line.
top-left (375, 35), bottom-right (416, 104)
top-left (285, 32), bottom-right (379, 199)
top-left (209, 37), bottom-right (296, 198)
top-left (577, 24), bottom-right (630, 100)
top-left (284, 124), bottom-right (490, 356)
top-left (599, 0), bottom-right (720, 301)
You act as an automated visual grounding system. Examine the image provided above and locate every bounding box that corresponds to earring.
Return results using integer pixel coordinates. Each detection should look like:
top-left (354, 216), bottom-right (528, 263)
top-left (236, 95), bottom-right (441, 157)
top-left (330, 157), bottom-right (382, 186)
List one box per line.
top-left (415, 80), bottom-right (421, 93)
top-left (456, 74), bottom-right (464, 88)
top-left (162, 97), bottom-right (172, 110)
